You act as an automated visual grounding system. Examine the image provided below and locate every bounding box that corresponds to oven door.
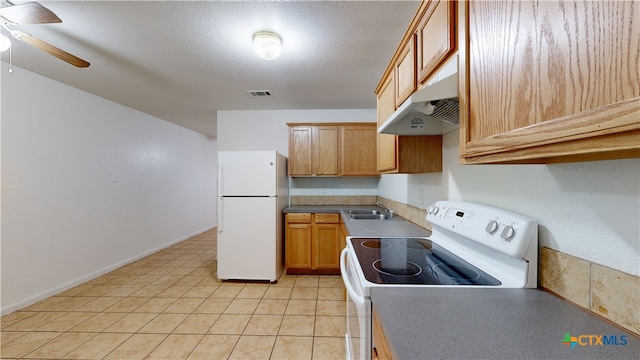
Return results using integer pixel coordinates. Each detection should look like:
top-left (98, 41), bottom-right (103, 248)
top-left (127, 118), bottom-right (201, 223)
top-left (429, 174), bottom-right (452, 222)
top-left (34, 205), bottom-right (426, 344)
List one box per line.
top-left (340, 248), bottom-right (371, 360)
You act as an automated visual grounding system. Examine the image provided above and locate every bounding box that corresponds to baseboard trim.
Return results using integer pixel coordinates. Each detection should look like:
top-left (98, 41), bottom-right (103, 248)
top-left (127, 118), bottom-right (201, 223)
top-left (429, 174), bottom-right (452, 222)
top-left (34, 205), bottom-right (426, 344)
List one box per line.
top-left (0, 225), bottom-right (215, 316)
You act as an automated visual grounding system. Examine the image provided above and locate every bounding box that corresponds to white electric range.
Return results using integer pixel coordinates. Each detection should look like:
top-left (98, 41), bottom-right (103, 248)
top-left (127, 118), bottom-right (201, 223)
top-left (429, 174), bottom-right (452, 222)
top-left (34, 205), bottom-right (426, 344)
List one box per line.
top-left (340, 200), bottom-right (538, 360)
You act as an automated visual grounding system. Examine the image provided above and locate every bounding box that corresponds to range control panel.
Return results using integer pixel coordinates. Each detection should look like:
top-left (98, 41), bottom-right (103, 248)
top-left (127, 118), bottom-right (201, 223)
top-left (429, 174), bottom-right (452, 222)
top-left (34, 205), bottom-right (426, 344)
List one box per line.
top-left (426, 201), bottom-right (537, 259)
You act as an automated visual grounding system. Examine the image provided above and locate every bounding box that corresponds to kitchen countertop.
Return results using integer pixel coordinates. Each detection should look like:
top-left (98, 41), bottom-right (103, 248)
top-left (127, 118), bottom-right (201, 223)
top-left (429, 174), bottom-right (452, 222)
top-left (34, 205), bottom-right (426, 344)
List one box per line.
top-left (371, 287), bottom-right (640, 359)
top-left (284, 205), bottom-right (430, 238)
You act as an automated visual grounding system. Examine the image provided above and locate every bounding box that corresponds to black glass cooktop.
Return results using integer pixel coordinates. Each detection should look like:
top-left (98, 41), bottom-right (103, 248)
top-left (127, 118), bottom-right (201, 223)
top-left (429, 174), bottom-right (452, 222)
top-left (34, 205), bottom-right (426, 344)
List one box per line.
top-left (350, 237), bottom-right (501, 286)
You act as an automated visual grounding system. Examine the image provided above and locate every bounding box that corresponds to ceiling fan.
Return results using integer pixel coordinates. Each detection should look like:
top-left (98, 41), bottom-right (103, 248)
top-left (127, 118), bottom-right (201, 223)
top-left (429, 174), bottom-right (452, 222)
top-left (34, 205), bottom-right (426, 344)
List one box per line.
top-left (0, 0), bottom-right (90, 67)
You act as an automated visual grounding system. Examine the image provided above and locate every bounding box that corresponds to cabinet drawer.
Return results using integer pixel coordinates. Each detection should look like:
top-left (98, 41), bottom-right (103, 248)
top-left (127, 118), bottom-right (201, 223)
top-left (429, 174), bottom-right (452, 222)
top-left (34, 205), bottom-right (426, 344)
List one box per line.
top-left (314, 213), bottom-right (340, 224)
top-left (286, 213), bottom-right (312, 224)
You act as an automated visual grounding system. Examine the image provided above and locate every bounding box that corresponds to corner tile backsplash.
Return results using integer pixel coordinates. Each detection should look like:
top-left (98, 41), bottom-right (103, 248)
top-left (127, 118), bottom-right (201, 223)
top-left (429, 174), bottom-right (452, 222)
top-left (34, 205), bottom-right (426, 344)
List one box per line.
top-left (376, 196), bottom-right (431, 230)
top-left (591, 264), bottom-right (640, 335)
top-left (540, 248), bottom-right (590, 309)
top-left (540, 247), bottom-right (640, 336)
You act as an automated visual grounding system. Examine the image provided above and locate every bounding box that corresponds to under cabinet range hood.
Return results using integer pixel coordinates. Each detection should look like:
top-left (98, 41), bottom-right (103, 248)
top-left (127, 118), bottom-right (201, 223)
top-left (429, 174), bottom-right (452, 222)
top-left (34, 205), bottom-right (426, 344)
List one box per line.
top-left (378, 54), bottom-right (459, 135)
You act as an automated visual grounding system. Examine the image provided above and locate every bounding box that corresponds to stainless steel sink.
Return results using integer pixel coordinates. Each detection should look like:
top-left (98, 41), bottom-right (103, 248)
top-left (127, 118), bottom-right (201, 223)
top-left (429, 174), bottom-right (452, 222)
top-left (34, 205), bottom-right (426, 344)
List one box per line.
top-left (348, 210), bottom-right (388, 220)
top-left (348, 210), bottom-right (382, 215)
top-left (350, 213), bottom-right (388, 220)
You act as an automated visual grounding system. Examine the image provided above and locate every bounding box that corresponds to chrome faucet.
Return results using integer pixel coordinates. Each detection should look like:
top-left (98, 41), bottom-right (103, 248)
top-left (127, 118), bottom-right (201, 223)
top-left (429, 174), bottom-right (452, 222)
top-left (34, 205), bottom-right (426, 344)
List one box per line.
top-left (376, 201), bottom-right (395, 219)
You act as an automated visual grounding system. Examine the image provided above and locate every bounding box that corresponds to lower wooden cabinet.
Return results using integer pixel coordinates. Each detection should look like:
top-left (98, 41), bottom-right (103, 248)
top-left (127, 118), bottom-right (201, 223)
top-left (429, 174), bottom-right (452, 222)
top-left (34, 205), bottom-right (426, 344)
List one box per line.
top-left (373, 309), bottom-right (394, 360)
top-left (285, 213), bottom-right (341, 275)
top-left (339, 216), bottom-right (350, 301)
top-left (340, 215), bottom-right (349, 249)
top-left (285, 213), bottom-right (313, 269)
top-left (313, 215), bottom-right (341, 269)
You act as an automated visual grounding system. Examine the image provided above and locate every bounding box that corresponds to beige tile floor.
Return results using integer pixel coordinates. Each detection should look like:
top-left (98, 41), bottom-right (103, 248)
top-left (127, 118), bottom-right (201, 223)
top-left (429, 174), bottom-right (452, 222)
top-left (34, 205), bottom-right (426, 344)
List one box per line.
top-left (1, 230), bottom-right (346, 359)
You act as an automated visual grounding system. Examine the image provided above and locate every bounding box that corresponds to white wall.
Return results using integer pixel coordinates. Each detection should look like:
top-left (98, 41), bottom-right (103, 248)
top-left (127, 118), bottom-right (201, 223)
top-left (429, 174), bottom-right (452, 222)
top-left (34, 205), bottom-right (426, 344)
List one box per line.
top-left (218, 109), bottom-right (376, 153)
top-left (379, 131), bottom-right (640, 276)
top-left (218, 109), bottom-right (380, 196)
top-left (290, 177), bottom-right (379, 196)
top-left (1, 64), bottom-right (217, 314)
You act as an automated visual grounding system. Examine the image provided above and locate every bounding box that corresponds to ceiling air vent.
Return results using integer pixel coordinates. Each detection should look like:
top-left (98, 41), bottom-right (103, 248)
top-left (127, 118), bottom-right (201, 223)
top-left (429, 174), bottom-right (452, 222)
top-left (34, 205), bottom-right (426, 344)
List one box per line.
top-left (247, 90), bottom-right (271, 97)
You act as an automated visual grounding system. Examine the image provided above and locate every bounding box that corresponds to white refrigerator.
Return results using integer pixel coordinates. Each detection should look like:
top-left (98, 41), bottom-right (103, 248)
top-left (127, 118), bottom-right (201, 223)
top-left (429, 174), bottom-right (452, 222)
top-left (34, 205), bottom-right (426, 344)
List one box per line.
top-left (217, 151), bottom-right (288, 282)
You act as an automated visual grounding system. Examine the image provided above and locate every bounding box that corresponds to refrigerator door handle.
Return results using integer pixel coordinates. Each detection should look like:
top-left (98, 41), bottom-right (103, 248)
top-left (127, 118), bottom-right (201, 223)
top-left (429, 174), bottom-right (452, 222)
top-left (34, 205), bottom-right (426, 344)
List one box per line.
top-left (218, 163), bottom-right (224, 195)
top-left (217, 163), bottom-right (224, 233)
top-left (218, 197), bottom-right (224, 233)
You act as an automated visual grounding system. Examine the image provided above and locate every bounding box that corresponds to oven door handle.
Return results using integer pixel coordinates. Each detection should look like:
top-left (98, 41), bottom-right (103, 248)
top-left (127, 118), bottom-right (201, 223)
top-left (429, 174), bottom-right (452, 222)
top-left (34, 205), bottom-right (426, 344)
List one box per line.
top-left (340, 248), bottom-right (365, 304)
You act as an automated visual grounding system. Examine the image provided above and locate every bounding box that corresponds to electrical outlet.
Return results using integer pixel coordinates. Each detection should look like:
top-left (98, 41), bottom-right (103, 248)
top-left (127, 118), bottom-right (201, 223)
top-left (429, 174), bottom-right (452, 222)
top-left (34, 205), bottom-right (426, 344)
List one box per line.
top-left (418, 190), bottom-right (423, 204)
top-left (111, 174), bottom-right (120, 182)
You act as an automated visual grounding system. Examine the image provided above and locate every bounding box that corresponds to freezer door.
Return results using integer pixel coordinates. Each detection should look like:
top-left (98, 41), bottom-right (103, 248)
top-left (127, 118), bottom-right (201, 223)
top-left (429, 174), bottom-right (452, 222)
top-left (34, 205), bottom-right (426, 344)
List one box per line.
top-left (218, 151), bottom-right (277, 196)
top-left (217, 197), bottom-right (282, 281)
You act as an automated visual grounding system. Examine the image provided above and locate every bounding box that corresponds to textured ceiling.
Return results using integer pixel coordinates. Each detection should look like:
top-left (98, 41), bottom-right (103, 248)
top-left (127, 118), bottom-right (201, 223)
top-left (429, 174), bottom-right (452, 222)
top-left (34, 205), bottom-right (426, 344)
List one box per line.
top-left (1, 1), bottom-right (421, 137)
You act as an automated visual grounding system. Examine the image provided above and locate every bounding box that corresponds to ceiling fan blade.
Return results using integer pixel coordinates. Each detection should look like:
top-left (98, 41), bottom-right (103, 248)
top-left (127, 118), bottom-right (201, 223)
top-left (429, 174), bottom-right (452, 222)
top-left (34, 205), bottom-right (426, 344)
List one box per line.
top-left (0, 2), bottom-right (61, 24)
top-left (12, 30), bottom-right (90, 67)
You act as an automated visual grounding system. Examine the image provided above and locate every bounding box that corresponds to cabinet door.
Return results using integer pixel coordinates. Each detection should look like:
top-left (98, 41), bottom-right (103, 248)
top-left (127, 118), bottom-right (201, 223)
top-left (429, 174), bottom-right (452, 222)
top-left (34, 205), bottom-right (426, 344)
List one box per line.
top-left (286, 223), bottom-right (312, 269)
top-left (376, 74), bottom-right (398, 172)
top-left (416, 0), bottom-right (456, 84)
top-left (394, 35), bottom-right (416, 107)
top-left (341, 125), bottom-right (379, 176)
top-left (396, 135), bottom-right (442, 173)
top-left (285, 213), bottom-right (312, 271)
top-left (313, 126), bottom-right (340, 176)
top-left (312, 224), bottom-right (341, 269)
top-left (289, 126), bottom-right (313, 175)
top-left (460, 0), bottom-right (640, 164)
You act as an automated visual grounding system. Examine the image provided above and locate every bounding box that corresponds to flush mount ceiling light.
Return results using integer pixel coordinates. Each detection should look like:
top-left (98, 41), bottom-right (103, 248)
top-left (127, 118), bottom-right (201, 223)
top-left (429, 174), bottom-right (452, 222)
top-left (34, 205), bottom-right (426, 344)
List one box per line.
top-left (252, 31), bottom-right (282, 60)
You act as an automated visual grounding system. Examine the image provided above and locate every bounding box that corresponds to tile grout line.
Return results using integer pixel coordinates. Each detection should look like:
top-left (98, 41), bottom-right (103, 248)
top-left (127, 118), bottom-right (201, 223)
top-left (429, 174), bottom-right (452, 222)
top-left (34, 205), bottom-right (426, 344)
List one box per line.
top-left (1, 234), bottom-right (345, 360)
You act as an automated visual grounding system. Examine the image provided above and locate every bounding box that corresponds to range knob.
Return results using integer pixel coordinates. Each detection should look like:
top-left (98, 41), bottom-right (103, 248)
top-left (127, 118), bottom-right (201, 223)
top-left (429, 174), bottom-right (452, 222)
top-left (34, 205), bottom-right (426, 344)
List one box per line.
top-left (427, 205), bottom-right (433, 214)
top-left (485, 220), bottom-right (499, 235)
top-left (501, 226), bottom-right (516, 241)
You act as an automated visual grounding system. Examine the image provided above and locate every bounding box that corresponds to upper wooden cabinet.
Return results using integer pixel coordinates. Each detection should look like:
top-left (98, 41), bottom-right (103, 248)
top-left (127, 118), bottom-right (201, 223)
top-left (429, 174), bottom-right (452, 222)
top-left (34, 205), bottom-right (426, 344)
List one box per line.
top-left (459, 0), bottom-right (640, 164)
top-left (416, 0), bottom-right (456, 85)
top-left (288, 123), bottom-right (379, 177)
top-left (288, 125), bottom-right (339, 176)
top-left (376, 72), bottom-right (443, 174)
top-left (313, 126), bottom-right (340, 175)
top-left (375, 0), bottom-right (454, 174)
top-left (377, 75), bottom-right (398, 172)
top-left (396, 0), bottom-right (457, 105)
top-left (289, 126), bottom-right (314, 175)
top-left (394, 36), bottom-right (416, 107)
top-left (341, 125), bottom-right (379, 176)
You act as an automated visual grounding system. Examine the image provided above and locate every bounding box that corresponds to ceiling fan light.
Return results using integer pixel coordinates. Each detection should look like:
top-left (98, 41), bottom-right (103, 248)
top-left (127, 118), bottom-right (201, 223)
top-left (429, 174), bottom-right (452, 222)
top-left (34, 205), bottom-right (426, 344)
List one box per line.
top-left (253, 31), bottom-right (282, 60)
top-left (0, 33), bottom-right (11, 52)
